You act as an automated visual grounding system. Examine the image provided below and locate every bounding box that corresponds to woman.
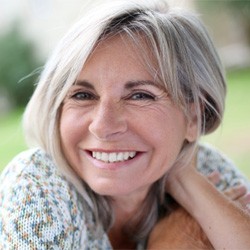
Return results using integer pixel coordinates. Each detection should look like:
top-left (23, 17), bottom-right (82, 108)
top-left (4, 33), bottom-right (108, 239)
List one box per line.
top-left (0, 0), bottom-right (250, 249)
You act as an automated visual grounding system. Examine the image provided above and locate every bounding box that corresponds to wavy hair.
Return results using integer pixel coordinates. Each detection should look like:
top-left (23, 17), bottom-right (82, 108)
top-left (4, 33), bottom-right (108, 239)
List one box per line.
top-left (23, 0), bottom-right (226, 242)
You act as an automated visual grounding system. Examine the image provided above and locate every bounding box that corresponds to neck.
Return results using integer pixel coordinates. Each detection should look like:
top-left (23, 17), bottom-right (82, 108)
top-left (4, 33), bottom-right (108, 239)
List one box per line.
top-left (108, 206), bottom-right (137, 249)
top-left (108, 229), bottom-right (136, 249)
top-left (108, 189), bottom-right (149, 249)
top-left (111, 187), bottom-right (149, 227)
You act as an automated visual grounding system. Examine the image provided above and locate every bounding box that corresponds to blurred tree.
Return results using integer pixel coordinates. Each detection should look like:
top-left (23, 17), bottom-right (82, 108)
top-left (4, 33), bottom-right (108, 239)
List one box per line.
top-left (0, 24), bottom-right (41, 108)
top-left (196, 0), bottom-right (250, 44)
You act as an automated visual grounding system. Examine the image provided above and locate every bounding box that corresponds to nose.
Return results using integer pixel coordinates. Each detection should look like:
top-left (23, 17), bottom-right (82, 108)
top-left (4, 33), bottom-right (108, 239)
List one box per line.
top-left (89, 100), bottom-right (128, 141)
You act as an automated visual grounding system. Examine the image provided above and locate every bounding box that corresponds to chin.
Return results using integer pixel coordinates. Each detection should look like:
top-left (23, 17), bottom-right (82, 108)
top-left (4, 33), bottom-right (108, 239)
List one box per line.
top-left (87, 182), bottom-right (135, 197)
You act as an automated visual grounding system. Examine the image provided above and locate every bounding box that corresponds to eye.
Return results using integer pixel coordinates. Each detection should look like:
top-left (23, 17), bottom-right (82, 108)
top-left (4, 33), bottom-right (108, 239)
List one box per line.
top-left (71, 91), bottom-right (96, 100)
top-left (130, 92), bottom-right (156, 100)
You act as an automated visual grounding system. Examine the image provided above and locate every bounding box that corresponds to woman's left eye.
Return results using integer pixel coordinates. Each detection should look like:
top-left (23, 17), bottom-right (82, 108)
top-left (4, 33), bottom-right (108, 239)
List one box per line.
top-left (130, 92), bottom-right (156, 100)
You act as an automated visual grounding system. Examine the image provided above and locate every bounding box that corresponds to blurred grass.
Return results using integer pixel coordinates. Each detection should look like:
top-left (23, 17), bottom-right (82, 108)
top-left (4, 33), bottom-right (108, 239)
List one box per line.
top-left (203, 68), bottom-right (250, 178)
top-left (0, 69), bottom-right (250, 179)
top-left (0, 108), bottom-right (27, 171)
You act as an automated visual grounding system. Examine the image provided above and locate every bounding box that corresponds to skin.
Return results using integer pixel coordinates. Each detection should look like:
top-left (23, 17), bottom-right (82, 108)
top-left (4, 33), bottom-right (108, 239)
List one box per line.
top-left (60, 35), bottom-right (196, 201)
top-left (60, 34), bottom-right (250, 249)
top-left (148, 171), bottom-right (250, 249)
top-left (148, 206), bottom-right (214, 249)
top-left (162, 155), bottom-right (250, 249)
top-left (60, 34), bottom-right (197, 248)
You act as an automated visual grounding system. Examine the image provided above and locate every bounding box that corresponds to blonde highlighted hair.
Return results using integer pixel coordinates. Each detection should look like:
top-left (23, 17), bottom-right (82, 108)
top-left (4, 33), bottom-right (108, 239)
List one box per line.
top-left (23, 0), bottom-right (226, 242)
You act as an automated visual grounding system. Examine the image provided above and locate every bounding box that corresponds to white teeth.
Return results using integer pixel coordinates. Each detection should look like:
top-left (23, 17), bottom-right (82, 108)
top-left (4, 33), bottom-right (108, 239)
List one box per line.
top-left (108, 153), bottom-right (116, 163)
top-left (95, 152), bottom-right (101, 160)
top-left (129, 152), bottom-right (136, 158)
top-left (91, 151), bottom-right (137, 163)
top-left (123, 152), bottom-right (129, 160)
top-left (102, 152), bottom-right (109, 162)
top-left (117, 152), bottom-right (124, 161)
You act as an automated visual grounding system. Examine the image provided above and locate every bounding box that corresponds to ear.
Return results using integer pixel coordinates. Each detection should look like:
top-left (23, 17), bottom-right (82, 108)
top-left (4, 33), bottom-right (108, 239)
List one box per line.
top-left (185, 104), bottom-right (198, 143)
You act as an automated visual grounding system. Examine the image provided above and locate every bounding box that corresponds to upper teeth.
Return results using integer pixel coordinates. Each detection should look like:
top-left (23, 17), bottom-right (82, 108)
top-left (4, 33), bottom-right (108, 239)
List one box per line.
top-left (92, 151), bottom-right (136, 163)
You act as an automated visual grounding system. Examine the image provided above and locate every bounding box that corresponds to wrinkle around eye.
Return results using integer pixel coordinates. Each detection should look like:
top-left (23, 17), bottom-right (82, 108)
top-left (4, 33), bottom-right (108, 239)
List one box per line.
top-left (125, 93), bottom-right (173, 112)
top-left (62, 94), bottom-right (97, 109)
top-left (127, 90), bottom-right (170, 102)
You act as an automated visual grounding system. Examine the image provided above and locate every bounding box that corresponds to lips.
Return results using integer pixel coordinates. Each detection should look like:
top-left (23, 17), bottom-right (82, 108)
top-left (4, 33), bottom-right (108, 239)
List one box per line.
top-left (91, 151), bottom-right (137, 163)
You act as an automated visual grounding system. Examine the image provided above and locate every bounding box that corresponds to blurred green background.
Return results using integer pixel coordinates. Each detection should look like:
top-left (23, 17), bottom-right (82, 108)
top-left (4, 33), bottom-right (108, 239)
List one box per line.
top-left (0, 0), bottom-right (250, 178)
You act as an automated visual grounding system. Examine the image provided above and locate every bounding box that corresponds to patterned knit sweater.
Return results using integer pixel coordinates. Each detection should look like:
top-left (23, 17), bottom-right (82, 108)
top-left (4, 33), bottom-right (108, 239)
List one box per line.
top-left (0, 144), bottom-right (249, 249)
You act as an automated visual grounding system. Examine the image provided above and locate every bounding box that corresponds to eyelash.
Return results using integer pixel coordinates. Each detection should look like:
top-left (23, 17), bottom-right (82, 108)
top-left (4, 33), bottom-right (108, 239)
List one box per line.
top-left (71, 91), bottom-right (97, 100)
top-left (128, 92), bottom-right (156, 101)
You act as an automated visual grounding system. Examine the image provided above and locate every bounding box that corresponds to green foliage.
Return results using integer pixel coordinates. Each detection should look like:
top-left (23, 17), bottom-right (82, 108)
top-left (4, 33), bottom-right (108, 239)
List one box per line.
top-left (0, 25), bottom-right (41, 107)
top-left (226, 0), bottom-right (250, 10)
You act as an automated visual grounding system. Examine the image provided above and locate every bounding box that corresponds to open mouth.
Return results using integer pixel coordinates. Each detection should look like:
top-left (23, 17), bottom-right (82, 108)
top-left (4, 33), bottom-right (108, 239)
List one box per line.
top-left (90, 151), bottom-right (137, 163)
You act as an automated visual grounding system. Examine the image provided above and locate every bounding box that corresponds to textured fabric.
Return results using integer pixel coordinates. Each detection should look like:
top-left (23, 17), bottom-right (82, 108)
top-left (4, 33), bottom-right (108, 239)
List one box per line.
top-left (0, 149), bottom-right (112, 250)
top-left (0, 144), bottom-right (249, 249)
top-left (197, 144), bottom-right (250, 191)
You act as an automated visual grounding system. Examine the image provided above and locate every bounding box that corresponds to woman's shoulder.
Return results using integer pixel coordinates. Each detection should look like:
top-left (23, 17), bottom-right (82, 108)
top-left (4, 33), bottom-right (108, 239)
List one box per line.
top-left (0, 148), bottom-right (57, 181)
top-left (0, 148), bottom-right (70, 199)
top-left (197, 143), bottom-right (250, 191)
top-left (0, 148), bottom-right (111, 249)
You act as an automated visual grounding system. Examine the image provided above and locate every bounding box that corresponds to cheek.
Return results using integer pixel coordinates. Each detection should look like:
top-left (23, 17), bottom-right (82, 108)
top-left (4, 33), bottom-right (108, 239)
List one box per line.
top-left (59, 108), bottom-right (86, 154)
top-left (143, 109), bottom-right (188, 170)
top-left (142, 109), bottom-right (187, 147)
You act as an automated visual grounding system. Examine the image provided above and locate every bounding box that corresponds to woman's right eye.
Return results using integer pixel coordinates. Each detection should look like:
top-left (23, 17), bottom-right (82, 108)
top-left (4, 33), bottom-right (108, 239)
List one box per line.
top-left (71, 92), bottom-right (96, 100)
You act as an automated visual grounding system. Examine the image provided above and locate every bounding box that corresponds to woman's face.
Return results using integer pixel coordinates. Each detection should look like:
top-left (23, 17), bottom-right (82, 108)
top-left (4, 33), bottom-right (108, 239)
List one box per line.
top-left (60, 35), bottom-right (196, 198)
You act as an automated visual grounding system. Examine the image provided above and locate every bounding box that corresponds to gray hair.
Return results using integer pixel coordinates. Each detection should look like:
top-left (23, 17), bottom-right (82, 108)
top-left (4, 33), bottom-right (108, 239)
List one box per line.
top-left (23, 0), bottom-right (226, 242)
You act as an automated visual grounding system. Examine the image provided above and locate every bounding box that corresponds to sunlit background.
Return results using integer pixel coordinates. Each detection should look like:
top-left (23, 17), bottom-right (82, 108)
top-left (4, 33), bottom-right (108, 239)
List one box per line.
top-left (0, 0), bottom-right (250, 177)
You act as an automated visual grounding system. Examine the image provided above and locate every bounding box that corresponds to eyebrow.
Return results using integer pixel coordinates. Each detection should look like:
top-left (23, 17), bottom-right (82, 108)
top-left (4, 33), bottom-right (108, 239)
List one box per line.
top-left (75, 79), bottom-right (162, 90)
top-left (75, 80), bottom-right (95, 89)
top-left (124, 80), bottom-right (160, 90)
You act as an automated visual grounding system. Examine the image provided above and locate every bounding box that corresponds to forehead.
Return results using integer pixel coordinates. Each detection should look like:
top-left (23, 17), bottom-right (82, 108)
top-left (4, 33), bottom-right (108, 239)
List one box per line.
top-left (78, 34), bottom-right (158, 84)
top-left (89, 34), bottom-right (152, 66)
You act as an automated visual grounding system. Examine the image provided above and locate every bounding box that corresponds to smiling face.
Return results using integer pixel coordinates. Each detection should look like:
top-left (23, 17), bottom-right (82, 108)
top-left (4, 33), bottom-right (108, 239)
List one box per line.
top-left (60, 34), bottom-right (196, 199)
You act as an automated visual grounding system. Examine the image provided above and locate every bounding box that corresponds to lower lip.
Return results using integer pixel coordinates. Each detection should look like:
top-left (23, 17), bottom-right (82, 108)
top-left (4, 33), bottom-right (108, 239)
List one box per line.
top-left (84, 151), bottom-right (143, 170)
